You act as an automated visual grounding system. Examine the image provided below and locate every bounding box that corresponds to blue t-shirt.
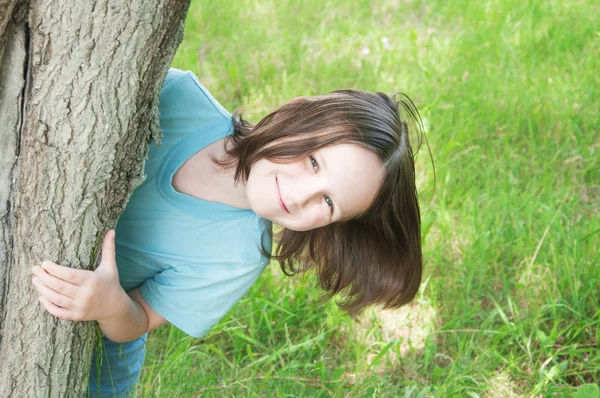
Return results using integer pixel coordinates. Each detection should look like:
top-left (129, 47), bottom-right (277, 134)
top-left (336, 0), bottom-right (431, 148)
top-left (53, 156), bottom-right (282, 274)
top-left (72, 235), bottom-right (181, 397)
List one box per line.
top-left (114, 68), bottom-right (272, 338)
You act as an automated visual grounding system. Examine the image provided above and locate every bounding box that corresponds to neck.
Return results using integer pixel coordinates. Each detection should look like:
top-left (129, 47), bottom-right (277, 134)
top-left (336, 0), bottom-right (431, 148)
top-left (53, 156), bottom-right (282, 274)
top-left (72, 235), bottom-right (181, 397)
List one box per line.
top-left (175, 138), bottom-right (251, 210)
top-left (208, 140), bottom-right (251, 209)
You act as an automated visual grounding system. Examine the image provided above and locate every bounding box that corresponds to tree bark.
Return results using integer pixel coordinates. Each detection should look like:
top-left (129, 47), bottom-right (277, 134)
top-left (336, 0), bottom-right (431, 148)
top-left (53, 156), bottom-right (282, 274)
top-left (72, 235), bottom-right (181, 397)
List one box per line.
top-left (0, 1), bottom-right (190, 396)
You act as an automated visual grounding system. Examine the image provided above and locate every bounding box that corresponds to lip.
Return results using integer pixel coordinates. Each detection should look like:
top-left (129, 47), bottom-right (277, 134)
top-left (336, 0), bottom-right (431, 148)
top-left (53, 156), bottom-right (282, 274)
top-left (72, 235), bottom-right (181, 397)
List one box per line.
top-left (276, 176), bottom-right (291, 214)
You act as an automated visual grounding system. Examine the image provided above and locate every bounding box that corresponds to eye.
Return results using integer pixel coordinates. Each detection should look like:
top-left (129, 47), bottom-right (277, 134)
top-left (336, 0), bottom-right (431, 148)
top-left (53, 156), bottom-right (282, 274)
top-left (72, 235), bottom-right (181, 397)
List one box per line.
top-left (324, 195), bottom-right (334, 212)
top-left (309, 155), bottom-right (319, 172)
top-left (310, 155), bottom-right (334, 214)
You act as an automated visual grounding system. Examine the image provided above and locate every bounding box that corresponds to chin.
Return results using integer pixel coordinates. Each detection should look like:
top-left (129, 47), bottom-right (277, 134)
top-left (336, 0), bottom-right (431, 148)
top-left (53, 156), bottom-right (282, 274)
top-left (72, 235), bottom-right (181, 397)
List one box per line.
top-left (267, 218), bottom-right (300, 232)
top-left (281, 225), bottom-right (308, 232)
top-left (276, 220), bottom-right (318, 232)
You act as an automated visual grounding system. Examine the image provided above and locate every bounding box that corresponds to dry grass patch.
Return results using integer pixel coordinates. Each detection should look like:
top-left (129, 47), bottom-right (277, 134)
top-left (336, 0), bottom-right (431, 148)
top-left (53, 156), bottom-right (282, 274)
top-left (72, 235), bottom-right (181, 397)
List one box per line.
top-left (338, 299), bottom-right (438, 387)
top-left (360, 299), bottom-right (438, 361)
top-left (484, 371), bottom-right (522, 398)
top-left (370, 299), bottom-right (438, 357)
top-left (425, 212), bottom-right (473, 266)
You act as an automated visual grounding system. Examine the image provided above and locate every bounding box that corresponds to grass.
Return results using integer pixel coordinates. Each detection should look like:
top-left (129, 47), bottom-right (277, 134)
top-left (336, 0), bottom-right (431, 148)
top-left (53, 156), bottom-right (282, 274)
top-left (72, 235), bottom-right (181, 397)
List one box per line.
top-left (137, 0), bottom-right (600, 396)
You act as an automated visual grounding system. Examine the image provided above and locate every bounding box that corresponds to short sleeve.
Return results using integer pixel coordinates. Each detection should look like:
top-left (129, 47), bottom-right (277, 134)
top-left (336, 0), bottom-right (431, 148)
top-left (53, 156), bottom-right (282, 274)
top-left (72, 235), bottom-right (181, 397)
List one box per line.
top-left (139, 260), bottom-right (267, 338)
top-left (158, 69), bottom-right (231, 137)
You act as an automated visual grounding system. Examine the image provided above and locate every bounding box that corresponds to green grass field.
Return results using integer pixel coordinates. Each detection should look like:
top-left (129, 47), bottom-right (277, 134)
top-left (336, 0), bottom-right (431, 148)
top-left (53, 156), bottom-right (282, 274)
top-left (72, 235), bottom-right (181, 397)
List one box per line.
top-left (138, 0), bottom-right (600, 396)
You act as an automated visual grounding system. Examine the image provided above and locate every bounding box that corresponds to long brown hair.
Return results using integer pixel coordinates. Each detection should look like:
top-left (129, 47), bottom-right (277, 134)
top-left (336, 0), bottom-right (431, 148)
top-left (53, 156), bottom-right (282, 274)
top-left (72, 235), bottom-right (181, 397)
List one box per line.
top-left (216, 90), bottom-right (424, 315)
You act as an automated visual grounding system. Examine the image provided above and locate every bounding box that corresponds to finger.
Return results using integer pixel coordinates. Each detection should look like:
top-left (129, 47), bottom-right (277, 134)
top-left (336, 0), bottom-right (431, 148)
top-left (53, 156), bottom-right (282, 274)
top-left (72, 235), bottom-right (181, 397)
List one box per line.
top-left (31, 265), bottom-right (44, 275)
top-left (41, 261), bottom-right (88, 285)
top-left (38, 296), bottom-right (76, 320)
top-left (33, 267), bottom-right (78, 298)
top-left (32, 276), bottom-right (75, 309)
top-left (98, 229), bottom-right (117, 270)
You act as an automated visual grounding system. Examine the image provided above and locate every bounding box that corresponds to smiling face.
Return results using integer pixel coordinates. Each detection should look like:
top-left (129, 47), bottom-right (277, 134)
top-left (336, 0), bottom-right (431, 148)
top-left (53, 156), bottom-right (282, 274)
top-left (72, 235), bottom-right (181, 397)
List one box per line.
top-left (246, 143), bottom-right (385, 231)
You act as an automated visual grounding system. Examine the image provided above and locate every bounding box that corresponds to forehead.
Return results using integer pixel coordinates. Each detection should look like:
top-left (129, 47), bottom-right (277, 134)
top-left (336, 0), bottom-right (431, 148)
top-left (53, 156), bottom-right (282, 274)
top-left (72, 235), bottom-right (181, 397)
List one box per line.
top-left (319, 144), bottom-right (384, 219)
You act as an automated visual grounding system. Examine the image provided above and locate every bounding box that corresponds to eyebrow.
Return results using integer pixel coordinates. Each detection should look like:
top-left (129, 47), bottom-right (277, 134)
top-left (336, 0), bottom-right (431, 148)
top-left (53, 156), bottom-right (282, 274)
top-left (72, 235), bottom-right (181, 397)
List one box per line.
top-left (317, 152), bottom-right (345, 221)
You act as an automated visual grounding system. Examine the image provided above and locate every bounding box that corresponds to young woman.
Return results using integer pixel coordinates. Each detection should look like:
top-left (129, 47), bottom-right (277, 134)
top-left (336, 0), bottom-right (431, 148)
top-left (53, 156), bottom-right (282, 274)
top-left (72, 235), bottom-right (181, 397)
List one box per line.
top-left (30, 68), bottom-right (424, 397)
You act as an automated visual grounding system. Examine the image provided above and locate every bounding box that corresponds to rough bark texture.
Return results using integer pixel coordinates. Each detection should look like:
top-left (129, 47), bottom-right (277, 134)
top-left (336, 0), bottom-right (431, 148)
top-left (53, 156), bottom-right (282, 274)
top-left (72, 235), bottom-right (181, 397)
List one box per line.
top-left (0, 0), bottom-right (28, 355)
top-left (0, 1), bottom-right (190, 397)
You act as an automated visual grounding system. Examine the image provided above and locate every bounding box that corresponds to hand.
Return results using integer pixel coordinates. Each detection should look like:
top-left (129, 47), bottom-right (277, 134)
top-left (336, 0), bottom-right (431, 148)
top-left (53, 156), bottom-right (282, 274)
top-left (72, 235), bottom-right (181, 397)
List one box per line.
top-left (31, 229), bottom-right (128, 322)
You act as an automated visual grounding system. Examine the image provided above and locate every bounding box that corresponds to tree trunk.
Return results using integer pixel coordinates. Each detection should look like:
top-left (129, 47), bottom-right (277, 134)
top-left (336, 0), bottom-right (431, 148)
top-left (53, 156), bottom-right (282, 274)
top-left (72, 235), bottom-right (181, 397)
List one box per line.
top-left (0, 1), bottom-right (190, 396)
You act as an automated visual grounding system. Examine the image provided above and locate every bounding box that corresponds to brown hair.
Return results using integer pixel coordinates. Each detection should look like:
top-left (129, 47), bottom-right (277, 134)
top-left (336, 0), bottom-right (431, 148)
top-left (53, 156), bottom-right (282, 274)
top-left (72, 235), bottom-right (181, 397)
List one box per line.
top-left (216, 90), bottom-right (425, 315)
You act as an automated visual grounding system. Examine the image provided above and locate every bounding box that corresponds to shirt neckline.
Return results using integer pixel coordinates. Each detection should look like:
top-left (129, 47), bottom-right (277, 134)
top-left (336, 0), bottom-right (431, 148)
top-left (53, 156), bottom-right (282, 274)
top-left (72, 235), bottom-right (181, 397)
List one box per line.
top-left (157, 119), bottom-right (255, 221)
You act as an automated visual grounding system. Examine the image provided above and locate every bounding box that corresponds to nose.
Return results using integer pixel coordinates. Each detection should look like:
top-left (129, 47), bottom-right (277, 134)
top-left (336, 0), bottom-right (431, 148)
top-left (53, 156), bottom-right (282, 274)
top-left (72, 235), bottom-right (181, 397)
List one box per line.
top-left (291, 174), bottom-right (325, 210)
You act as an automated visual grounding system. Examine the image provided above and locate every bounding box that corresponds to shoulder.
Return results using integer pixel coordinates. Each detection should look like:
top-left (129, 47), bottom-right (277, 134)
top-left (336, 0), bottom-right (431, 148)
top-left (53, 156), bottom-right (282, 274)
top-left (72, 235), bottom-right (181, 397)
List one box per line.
top-left (158, 68), bottom-right (231, 127)
top-left (161, 68), bottom-right (205, 95)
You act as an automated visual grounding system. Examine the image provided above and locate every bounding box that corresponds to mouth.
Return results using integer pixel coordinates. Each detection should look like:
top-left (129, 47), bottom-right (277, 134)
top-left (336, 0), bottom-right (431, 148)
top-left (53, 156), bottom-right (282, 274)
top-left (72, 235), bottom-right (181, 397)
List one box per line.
top-left (276, 176), bottom-right (290, 214)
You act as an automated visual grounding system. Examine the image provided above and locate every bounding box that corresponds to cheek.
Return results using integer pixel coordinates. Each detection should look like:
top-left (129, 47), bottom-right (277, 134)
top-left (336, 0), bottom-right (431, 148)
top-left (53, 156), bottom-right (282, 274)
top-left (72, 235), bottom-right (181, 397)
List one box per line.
top-left (282, 211), bottom-right (327, 232)
top-left (300, 209), bottom-right (330, 230)
top-left (247, 162), bottom-right (273, 194)
top-left (246, 179), bottom-right (273, 217)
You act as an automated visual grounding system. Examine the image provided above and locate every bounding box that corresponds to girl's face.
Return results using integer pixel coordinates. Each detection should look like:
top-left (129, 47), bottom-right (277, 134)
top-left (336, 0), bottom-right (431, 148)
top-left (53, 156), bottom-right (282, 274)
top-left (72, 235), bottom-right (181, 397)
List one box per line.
top-left (246, 143), bottom-right (384, 231)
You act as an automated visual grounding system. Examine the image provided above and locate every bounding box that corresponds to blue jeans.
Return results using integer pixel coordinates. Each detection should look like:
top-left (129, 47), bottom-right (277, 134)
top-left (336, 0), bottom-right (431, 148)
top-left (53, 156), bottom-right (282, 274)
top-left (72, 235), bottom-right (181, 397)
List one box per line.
top-left (87, 333), bottom-right (148, 398)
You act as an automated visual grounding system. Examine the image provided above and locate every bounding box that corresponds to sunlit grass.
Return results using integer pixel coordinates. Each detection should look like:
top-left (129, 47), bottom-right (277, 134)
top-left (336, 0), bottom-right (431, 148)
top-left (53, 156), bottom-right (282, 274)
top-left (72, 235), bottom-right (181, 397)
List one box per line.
top-left (138, 0), bottom-right (599, 396)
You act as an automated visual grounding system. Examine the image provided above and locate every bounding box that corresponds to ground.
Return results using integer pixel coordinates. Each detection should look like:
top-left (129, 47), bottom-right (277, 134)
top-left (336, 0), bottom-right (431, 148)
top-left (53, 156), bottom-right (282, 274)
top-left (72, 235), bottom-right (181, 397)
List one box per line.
top-left (137, 0), bottom-right (599, 396)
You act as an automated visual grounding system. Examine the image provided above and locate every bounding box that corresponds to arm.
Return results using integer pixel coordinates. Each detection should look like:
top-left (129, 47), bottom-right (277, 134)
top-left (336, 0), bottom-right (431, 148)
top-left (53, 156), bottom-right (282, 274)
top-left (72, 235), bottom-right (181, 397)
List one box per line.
top-left (31, 230), bottom-right (167, 343)
top-left (96, 287), bottom-right (168, 343)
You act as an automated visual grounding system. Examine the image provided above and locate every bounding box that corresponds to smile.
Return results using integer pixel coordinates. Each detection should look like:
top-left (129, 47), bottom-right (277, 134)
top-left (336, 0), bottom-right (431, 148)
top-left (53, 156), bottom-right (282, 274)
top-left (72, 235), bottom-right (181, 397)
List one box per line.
top-left (276, 176), bottom-right (290, 214)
